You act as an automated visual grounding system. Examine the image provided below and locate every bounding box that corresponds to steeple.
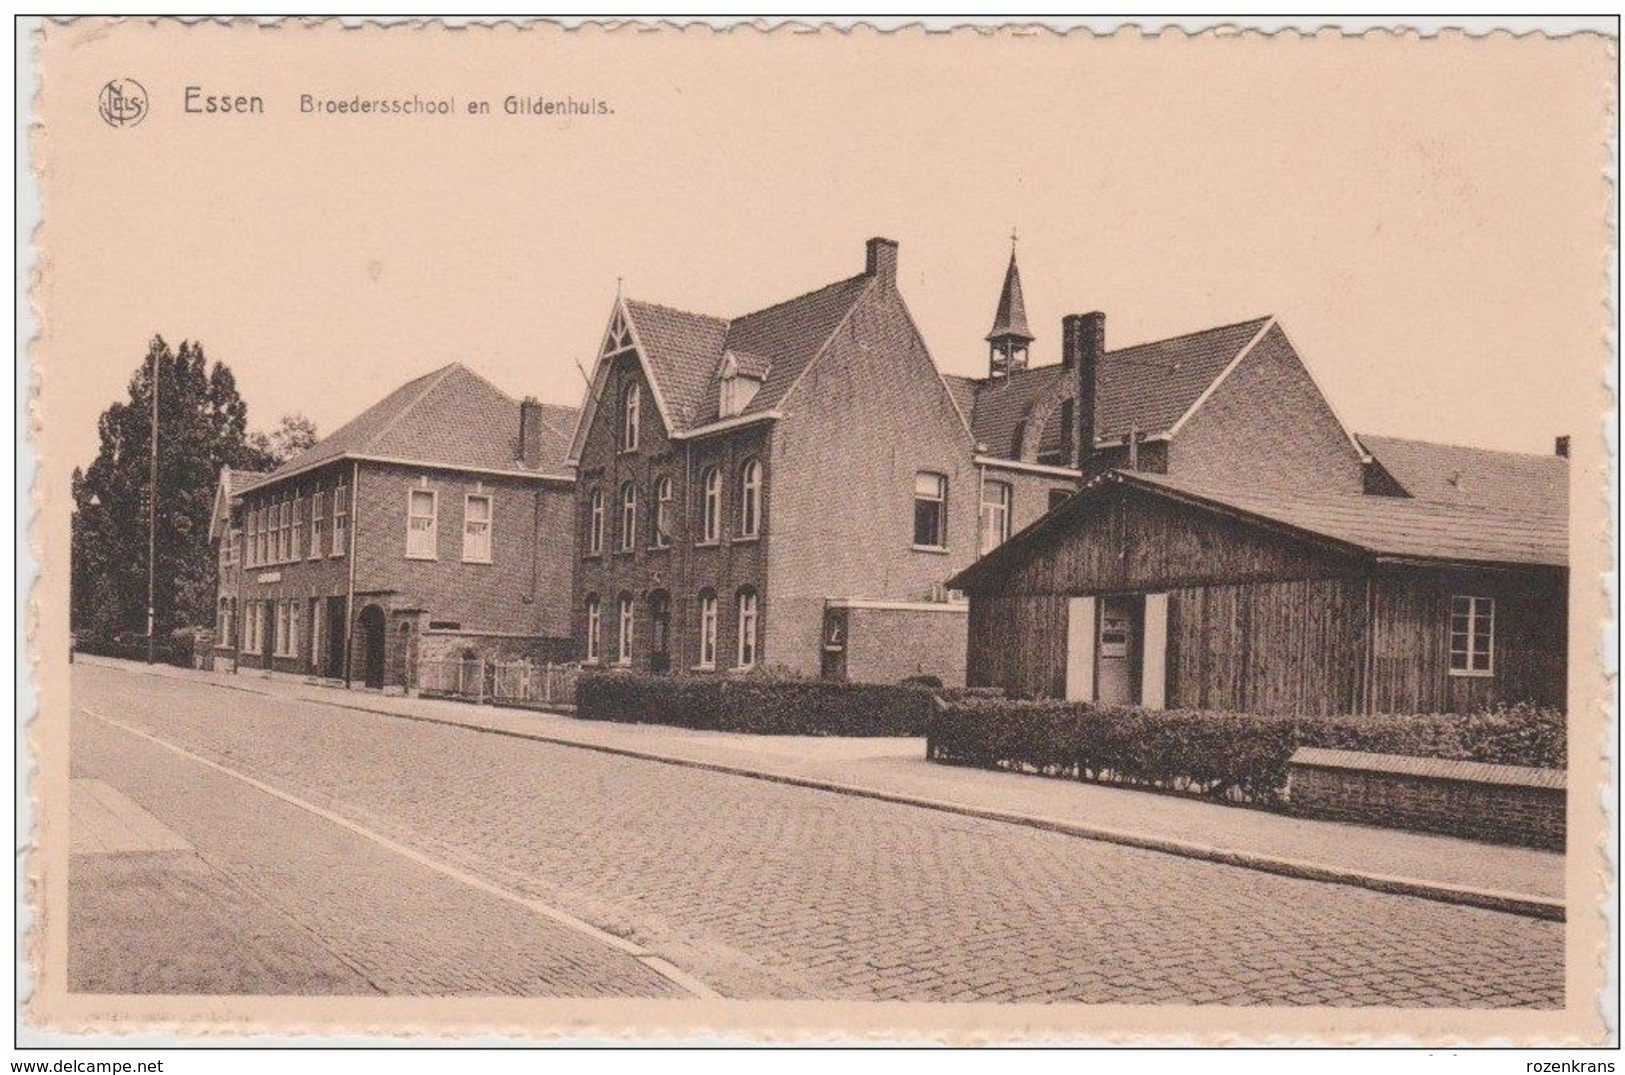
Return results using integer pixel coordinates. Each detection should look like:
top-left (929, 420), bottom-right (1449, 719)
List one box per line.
top-left (986, 231), bottom-right (1034, 379)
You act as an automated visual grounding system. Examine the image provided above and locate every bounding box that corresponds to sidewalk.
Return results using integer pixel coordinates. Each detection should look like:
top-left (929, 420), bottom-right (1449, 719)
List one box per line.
top-left (77, 656), bottom-right (1565, 918)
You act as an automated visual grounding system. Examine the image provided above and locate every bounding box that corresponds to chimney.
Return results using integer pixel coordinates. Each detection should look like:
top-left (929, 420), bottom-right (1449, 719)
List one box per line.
top-left (518, 396), bottom-right (546, 468)
top-left (865, 237), bottom-right (899, 285)
top-left (1062, 312), bottom-right (1104, 473)
top-left (1555, 435), bottom-right (1570, 458)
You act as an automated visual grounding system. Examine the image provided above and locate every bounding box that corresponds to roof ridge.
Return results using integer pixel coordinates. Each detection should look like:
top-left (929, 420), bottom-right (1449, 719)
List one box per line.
top-left (1359, 431), bottom-right (1569, 464)
top-left (1106, 314), bottom-right (1274, 355)
top-left (730, 271), bottom-right (868, 323)
top-left (623, 295), bottom-right (731, 327)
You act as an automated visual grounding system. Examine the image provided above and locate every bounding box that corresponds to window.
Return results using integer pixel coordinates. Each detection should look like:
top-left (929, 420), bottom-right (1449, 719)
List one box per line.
top-left (913, 472), bottom-right (948, 549)
top-left (739, 459), bottom-right (762, 538)
top-left (274, 601), bottom-right (289, 656)
top-left (332, 483), bottom-right (349, 558)
top-left (980, 480), bottom-right (1012, 555)
top-left (309, 491), bottom-right (324, 559)
top-left (243, 601), bottom-right (256, 653)
top-left (407, 488), bottom-right (438, 559)
top-left (270, 502), bottom-right (283, 562)
top-left (463, 494), bottom-right (493, 562)
top-left (618, 482), bottom-right (637, 552)
top-left (587, 486), bottom-right (605, 554)
top-left (1449, 595), bottom-right (1495, 676)
top-left (699, 467), bottom-right (721, 544)
top-left (246, 510), bottom-right (257, 567)
top-left (736, 588), bottom-right (758, 669)
top-left (616, 593), bottom-right (634, 665)
top-left (621, 382), bottom-right (641, 452)
top-left (283, 600), bottom-right (300, 658)
top-left (584, 595), bottom-right (601, 662)
top-left (653, 475), bottom-right (673, 547)
top-left (697, 590), bottom-right (718, 669)
top-left (279, 500), bottom-right (292, 562)
top-left (291, 497), bottom-right (305, 560)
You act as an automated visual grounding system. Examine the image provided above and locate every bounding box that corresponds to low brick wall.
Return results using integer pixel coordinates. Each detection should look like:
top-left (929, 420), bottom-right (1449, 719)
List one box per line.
top-left (837, 601), bottom-right (968, 686)
top-left (1288, 747), bottom-right (1564, 851)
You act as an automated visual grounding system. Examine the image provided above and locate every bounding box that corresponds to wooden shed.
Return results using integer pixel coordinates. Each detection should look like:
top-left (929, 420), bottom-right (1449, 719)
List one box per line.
top-left (948, 470), bottom-right (1568, 715)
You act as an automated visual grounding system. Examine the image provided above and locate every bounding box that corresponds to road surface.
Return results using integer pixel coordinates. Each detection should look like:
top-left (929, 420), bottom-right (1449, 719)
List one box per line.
top-left (67, 661), bottom-right (1563, 1005)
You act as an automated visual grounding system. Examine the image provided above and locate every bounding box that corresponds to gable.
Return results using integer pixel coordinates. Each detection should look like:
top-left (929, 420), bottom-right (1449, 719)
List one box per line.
top-left (1168, 322), bottom-right (1366, 492)
top-left (953, 479), bottom-right (1358, 596)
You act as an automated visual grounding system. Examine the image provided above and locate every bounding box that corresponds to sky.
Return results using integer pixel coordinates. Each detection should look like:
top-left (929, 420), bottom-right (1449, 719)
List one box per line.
top-left (35, 24), bottom-right (1614, 472)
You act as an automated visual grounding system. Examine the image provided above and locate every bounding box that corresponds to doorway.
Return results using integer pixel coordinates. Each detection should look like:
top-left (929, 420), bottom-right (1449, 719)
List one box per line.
top-left (325, 598), bottom-right (347, 679)
top-left (648, 591), bottom-right (671, 673)
top-left (358, 604), bottom-right (386, 689)
top-left (1095, 595), bottom-right (1144, 706)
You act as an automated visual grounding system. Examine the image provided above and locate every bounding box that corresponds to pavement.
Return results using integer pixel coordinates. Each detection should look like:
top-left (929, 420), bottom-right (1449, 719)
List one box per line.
top-left (64, 657), bottom-right (1564, 1006)
top-left (84, 656), bottom-right (1564, 913)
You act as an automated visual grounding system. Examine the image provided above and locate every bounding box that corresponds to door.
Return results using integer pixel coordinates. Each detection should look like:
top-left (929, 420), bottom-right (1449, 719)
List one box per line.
top-left (648, 591), bottom-right (671, 673)
top-left (1096, 595), bottom-right (1143, 706)
top-left (325, 598), bottom-right (347, 679)
top-left (359, 605), bottom-right (386, 689)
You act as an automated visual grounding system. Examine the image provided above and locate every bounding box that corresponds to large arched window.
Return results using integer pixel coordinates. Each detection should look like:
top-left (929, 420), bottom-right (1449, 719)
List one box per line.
top-left (699, 467), bottom-right (722, 544)
top-left (584, 594), bottom-right (601, 662)
top-left (736, 587), bottom-right (759, 669)
top-left (587, 486), bottom-right (604, 555)
top-left (697, 589), bottom-right (718, 669)
top-left (738, 459), bottom-right (762, 538)
top-left (616, 592), bottom-right (635, 665)
top-left (621, 382), bottom-right (641, 452)
top-left (653, 475), bottom-right (673, 547)
top-left (619, 482), bottom-right (638, 552)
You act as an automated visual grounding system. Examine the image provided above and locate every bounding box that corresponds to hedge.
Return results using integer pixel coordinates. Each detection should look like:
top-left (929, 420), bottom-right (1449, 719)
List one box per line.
top-left (576, 670), bottom-right (939, 736)
top-left (71, 633), bottom-right (192, 668)
top-left (927, 698), bottom-right (1566, 806)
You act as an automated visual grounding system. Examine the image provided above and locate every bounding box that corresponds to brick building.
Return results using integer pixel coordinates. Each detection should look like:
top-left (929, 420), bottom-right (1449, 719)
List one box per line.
top-left (212, 363), bottom-right (578, 690)
top-left (567, 236), bottom-right (1368, 684)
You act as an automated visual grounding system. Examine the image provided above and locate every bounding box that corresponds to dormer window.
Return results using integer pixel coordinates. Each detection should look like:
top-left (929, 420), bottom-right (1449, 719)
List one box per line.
top-left (718, 351), bottom-right (766, 418)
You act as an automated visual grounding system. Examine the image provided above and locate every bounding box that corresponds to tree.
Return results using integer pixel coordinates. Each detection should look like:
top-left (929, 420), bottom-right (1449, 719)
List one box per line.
top-left (70, 336), bottom-right (274, 640)
top-left (251, 412), bottom-right (318, 467)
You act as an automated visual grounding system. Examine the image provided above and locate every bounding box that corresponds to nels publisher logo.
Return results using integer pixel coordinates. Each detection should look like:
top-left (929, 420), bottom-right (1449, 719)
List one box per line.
top-left (97, 78), bottom-right (148, 128)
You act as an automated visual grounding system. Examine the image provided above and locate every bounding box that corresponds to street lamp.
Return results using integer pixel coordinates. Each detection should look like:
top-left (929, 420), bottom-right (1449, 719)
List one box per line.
top-left (146, 344), bottom-right (158, 665)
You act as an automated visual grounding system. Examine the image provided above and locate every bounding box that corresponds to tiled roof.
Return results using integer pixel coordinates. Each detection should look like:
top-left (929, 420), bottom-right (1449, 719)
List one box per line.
top-left (1126, 471), bottom-right (1567, 568)
top-left (952, 464), bottom-right (1567, 591)
top-left (1359, 433), bottom-right (1568, 520)
top-left (621, 300), bottom-right (730, 431)
top-left (623, 274), bottom-right (873, 431)
top-left (258, 363), bottom-right (578, 485)
top-left (961, 316), bottom-right (1273, 457)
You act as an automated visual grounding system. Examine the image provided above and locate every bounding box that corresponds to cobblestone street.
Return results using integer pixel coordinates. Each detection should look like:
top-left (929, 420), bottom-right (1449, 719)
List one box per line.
top-left (68, 662), bottom-right (1564, 1005)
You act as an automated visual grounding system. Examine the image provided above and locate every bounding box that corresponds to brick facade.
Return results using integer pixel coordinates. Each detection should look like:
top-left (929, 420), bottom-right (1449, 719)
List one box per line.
top-left (1288, 748), bottom-right (1565, 851)
top-left (224, 454), bottom-right (574, 689)
top-left (765, 283), bottom-right (979, 680)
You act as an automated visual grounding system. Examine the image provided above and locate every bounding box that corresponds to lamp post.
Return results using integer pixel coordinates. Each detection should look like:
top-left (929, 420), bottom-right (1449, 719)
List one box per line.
top-left (146, 344), bottom-right (158, 665)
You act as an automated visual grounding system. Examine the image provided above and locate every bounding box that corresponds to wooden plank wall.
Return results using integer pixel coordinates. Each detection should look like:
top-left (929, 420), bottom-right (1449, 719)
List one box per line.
top-left (1165, 578), bottom-right (1367, 715)
top-left (966, 593), bottom-right (1068, 699)
top-left (1369, 566), bottom-right (1566, 713)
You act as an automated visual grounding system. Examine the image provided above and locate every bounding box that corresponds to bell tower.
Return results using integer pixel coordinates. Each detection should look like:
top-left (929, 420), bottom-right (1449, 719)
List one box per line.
top-left (986, 231), bottom-right (1034, 379)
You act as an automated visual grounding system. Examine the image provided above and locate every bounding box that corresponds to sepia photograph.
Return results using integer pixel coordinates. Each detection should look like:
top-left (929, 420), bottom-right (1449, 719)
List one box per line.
top-left (18, 14), bottom-right (1617, 1050)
